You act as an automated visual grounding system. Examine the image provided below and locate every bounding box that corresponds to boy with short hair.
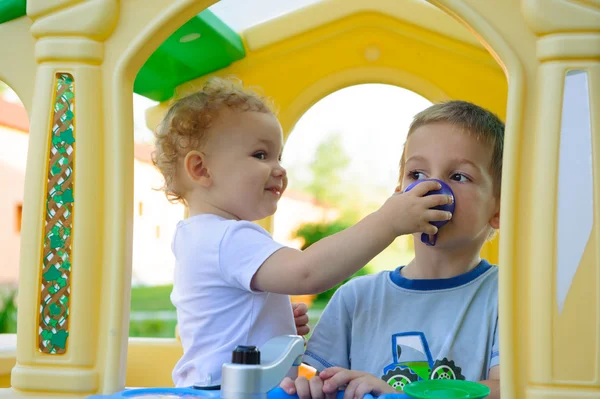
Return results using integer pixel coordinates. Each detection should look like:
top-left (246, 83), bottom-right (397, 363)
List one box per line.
top-left (281, 100), bottom-right (504, 399)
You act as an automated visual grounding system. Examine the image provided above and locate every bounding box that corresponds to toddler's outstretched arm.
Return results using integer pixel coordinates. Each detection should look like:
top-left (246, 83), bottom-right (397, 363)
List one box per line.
top-left (251, 180), bottom-right (453, 294)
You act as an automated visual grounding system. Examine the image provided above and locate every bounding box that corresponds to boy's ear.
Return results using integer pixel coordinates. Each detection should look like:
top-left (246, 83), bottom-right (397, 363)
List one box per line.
top-left (184, 150), bottom-right (211, 187)
top-left (489, 200), bottom-right (500, 229)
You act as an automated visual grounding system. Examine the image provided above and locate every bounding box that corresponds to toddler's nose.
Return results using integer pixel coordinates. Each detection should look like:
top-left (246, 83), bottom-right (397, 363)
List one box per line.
top-left (274, 166), bottom-right (287, 177)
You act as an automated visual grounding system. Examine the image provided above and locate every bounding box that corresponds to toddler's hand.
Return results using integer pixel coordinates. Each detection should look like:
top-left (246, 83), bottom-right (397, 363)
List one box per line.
top-left (320, 367), bottom-right (397, 399)
top-left (379, 180), bottom-right (453, 236)
top-left (292, 302), bottom-right (310, 336)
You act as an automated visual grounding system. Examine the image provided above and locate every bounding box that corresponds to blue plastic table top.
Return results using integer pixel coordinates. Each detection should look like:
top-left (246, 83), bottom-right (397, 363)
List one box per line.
top-left (87, 387), bottom-right (411, 399)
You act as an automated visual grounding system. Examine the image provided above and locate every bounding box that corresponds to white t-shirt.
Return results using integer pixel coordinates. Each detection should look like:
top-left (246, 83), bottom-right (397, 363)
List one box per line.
top-left (170, 214), bottom-right (296, 387)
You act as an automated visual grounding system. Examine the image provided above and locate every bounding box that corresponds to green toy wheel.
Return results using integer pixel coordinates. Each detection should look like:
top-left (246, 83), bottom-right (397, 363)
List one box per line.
top-left (403, 379), bottom-right (490, 399)
top-left (382, 367), bottom-right (419, 391)
top-left (429, 358), bottom-right (464, 380)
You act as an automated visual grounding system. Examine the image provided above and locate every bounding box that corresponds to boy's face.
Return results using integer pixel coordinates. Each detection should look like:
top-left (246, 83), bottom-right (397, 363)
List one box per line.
top-left (200, 109), bottom-right (287, 221)
top-left (400, 122), bottom-right (500, 249)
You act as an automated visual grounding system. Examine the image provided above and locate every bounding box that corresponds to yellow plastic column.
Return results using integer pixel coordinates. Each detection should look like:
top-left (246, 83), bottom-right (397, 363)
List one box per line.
top-left (520, 1), bottom-right (600, 398)
top-left (5, 0), bottom-right (122, 397)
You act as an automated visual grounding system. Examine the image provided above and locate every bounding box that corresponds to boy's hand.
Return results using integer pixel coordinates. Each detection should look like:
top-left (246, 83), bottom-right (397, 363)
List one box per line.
top-left (380, 180), bottom-right (453, 236)
top-left (280, 375), bottom-right (336, 399)
top-left (293, 302), bottom-right (310, 336)
top-left (320, 367), bottom-right (397, 399)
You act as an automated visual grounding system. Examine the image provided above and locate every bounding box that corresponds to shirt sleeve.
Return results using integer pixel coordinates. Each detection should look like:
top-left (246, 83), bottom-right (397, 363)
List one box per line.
top-left (489, 314), bottom-right (500, 370)
top-left (304, 285), bottom-right (354, 372)
top-left (219, 221), bottom-right (285, 292)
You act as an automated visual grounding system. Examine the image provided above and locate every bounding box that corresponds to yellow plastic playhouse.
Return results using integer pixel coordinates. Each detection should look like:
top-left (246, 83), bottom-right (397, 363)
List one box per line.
top-left (0, 0), bottom-right (598, 398)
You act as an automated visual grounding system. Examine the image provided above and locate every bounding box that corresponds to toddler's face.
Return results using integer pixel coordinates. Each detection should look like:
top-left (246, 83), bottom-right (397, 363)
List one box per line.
top-left (202, 109), bottom-right (287, 221)
top-left (400, 122), bottom-right (500, 249)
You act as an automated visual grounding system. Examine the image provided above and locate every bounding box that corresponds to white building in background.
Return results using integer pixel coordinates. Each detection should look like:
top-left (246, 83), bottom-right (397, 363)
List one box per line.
top-left (0, 96), bottom-right (338, 287)
top-left (0, 98), bottom-right (29, 286)
top-left (131, 144), bottom-right (186, 286)
top-left (0, 96), bottom-right (186, 287)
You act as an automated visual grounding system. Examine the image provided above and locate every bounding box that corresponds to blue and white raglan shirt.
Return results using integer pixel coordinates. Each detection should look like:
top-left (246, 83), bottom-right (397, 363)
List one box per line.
top-left (304, 260), bottom-right (499, 389)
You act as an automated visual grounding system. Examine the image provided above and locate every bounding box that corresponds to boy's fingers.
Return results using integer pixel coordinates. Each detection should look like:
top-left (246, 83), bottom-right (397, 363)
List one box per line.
top-left (319, 367), bottom-right (345, 381)
top-left (323, 370), bottom-right (357, 393)
top-left (309, 375), bottom-right (325, 399)
top-left (296, 377), bottom-right (312, 399)
top-left (355, 381), bottom-right (373, 399)
top-left (342, 378), bottom-right (361, 399)
top-left (280, 377), bottom-right (296, 395)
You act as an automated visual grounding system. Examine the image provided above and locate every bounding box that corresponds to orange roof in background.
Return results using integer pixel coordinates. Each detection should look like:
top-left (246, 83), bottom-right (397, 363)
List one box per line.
top-left (283, 190), bottom-right (332, 208)
top-left (0, 97), bottom-right (157, 165)
top-left (134, 142), bottom-right (155, 164)
top-left (0, 98), bottom-right (29, 132)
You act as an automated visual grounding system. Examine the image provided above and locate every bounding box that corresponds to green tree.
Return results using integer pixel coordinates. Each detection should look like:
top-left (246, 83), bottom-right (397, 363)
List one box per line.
top-left (0, 290), bottom-right (17, 333)
top-left (305, 133), bottom-right (350, 207)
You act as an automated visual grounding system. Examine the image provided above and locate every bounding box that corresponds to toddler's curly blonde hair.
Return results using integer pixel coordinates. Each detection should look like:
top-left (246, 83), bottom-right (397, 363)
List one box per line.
top-left (152, 77), bottom-right (276, 203)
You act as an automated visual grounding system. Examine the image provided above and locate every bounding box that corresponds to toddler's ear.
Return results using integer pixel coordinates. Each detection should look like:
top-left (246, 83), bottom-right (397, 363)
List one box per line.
top-left (185, 151), bottom-right (211, 187)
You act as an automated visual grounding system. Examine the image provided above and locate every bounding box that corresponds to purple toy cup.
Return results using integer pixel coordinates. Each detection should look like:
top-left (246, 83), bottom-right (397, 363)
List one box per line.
top-left (404, 179), bottom-right (455, 246)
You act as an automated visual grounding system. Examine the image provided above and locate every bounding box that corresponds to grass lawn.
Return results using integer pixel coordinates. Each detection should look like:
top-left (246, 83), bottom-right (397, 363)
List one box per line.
top-left (129, 285), bottom-right (175, 337)
top-left (131, 284), bottom-right (176, 312)
top-left (129, 285), bottom-right (328, 338)
top-left (130, 286), bottom-right (331, 314)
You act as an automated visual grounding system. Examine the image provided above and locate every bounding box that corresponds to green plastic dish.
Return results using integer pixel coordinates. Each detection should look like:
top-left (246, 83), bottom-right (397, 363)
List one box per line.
top-left (403, 380), bottom-right (491, 399)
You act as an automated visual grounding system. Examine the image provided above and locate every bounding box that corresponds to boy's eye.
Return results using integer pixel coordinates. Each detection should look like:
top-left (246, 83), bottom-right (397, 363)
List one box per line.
top-left (408, 171), bottom-right (425, 180)
top-left (253, 151), bottom-right (267, 160)
top-left (451, 173), bottom-right (470, 182)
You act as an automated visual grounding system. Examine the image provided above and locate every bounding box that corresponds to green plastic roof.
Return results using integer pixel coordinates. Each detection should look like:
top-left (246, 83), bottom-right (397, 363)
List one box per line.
top-left (0, 3), bottom-right (265, 102)
top-left (133, 10), bottom-right (245, 102)
top-left (0, 0), bottom-right (26, 24)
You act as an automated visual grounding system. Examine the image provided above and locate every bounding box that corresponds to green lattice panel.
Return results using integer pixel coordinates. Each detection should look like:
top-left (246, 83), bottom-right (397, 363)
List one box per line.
top-left (38, 73), bottom-right (75, 354)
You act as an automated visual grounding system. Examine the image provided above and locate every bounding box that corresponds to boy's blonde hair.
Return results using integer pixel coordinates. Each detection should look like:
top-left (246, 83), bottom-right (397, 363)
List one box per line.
top-left (399, 100), bottom-right (505, 197)
top-left (152, 77), bottom-right (276, 203)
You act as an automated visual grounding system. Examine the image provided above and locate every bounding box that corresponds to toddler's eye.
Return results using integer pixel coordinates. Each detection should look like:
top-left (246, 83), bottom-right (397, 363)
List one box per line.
top-left (451, 173), bottom-right (470, 182)
top-left (253, 152), bottom-right (267, 160)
